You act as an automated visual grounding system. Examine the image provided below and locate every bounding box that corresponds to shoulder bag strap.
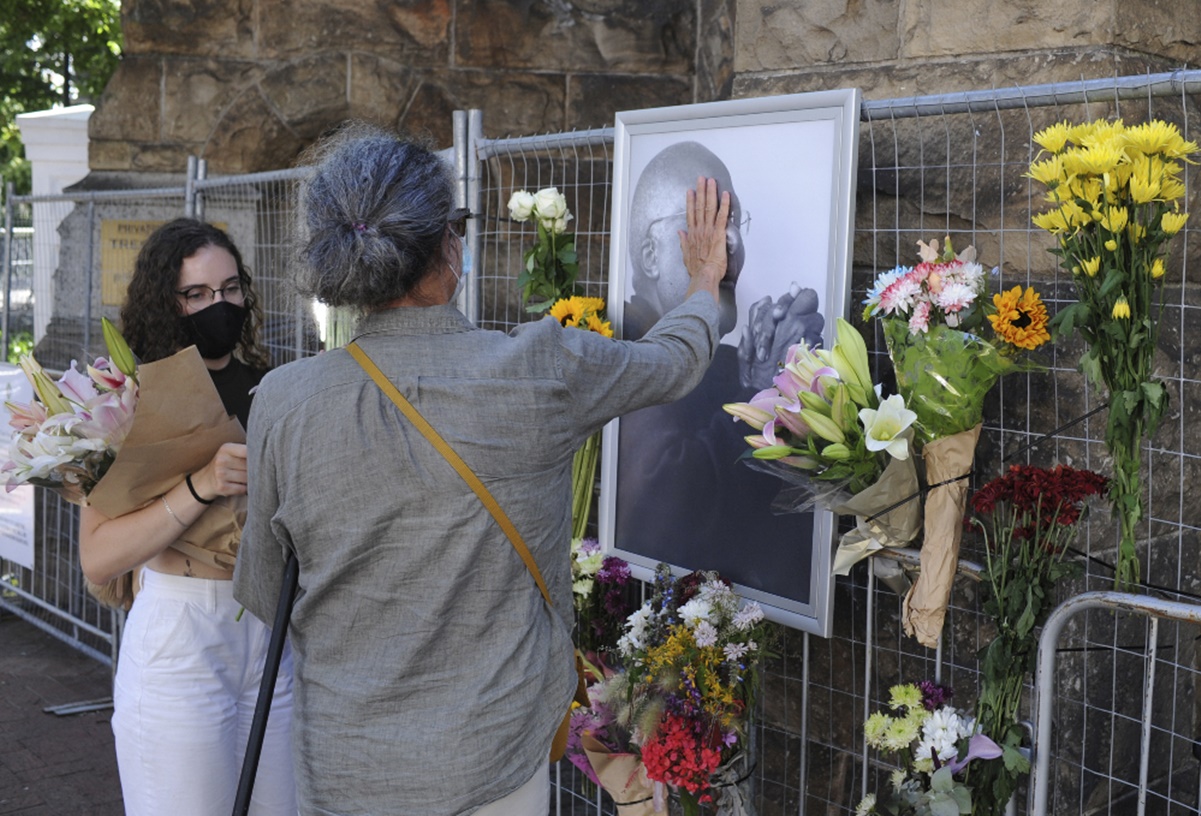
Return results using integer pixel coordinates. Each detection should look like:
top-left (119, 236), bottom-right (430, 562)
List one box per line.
top-left (346, 341), bottom-right (554, 607)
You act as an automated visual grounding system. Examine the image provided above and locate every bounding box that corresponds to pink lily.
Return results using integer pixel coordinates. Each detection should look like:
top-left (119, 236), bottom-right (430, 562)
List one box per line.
top-left (57, 362), bottom-right (99, 405)
top-left (88, 358), bottom-right (127, 391)
top-left (5, 399), bottom-right (47, 432)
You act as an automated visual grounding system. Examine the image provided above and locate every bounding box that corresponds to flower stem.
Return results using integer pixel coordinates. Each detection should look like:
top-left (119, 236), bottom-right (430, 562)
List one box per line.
top-left (571, 431), bottom-right (602, 540)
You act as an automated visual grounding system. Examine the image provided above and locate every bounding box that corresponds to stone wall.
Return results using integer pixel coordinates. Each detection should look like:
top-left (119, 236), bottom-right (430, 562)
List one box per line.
top-left (88, 0), bottom-right (734, 176)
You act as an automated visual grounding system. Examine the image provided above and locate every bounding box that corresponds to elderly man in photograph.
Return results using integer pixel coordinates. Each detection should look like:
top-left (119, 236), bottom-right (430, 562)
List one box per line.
top-left (616, 140), bottom-right (823, 598)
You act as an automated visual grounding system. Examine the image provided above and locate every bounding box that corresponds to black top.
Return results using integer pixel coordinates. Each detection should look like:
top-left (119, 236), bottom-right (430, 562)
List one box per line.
top-left (208, 357), bottom-right (266, 430)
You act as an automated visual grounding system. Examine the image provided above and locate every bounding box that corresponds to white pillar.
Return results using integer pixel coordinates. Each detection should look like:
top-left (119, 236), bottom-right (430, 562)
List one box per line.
top-left (14, 105), bottom-right (93, 343)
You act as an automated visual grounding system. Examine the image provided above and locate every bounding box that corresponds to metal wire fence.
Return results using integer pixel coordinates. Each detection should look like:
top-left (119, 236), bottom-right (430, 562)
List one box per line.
top-left (2, 69), bottom-right (1200, 816)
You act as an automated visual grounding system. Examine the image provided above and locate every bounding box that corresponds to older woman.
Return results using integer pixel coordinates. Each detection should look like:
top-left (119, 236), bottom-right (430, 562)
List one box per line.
top-left (233, 123), bottom-right (731, 816)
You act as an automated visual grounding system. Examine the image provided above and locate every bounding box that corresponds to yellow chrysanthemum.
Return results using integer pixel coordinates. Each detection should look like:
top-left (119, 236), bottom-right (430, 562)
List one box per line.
top-left (1105, 239), bottom-right (1118, 252)
top-left (1027, 155), bottom-right (1066, 186)
top-left (1033, 208), bottom-right (1072, 234)
top-left (1125, 120), bottom-right (1194, 159)
top-left (1063, 141), bottom-right (1126, 177)
top-left (1162, 211), bottom-right (1189, 235)
top-left (1081, 256), bottom-right (1101, 277)
top-left (1161, 174), bottom-right (1187, 201)
top-left (989, 285), bottom-right (1051, 350)
top-left (1112, 295), bottom-right (1132, 319)
top-left (1150, 258), bottom-right (1166, 279)
top-left (1033, 121), bottom-right (1073, 153)
top-left (549, 297), bottom-right (585, 327)
top-left (1068, 176), bottom-right (1103, 209)
top-left (1129, 156), bottom-right (1164, 204)
top-left (1100, 207), bottom-right (1129, 233)
top-left (1128, 223), bottom-right (1147, 245)
top-left (1078, 119), bottom-right (1127, 148)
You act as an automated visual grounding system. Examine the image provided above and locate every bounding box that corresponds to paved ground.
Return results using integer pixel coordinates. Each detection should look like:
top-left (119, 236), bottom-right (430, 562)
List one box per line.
top-left (0, 613), bottom-right (123, 815)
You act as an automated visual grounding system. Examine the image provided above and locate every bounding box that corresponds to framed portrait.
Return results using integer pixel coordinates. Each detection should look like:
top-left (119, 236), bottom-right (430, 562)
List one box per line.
top-left (599, 88), bottom-right (861, 636)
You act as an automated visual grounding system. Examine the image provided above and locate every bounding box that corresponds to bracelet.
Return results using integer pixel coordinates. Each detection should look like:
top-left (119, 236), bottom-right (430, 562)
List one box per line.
top-left (161, 495), bottom-right (188, 528)
top-left (185, 473), bottom-right (215, 505)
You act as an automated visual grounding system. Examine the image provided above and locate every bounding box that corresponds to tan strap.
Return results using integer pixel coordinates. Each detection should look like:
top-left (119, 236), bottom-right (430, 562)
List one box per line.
top-left (346, 341), bottom-right (553, 607)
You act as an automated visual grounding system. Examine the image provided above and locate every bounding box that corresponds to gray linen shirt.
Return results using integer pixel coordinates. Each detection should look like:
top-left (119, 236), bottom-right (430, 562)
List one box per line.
top-left (233, 292), bottom-right (719, 816)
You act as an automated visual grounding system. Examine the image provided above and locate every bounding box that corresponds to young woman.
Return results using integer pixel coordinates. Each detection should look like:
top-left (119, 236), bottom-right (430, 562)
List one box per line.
top-left (80, 218), bottom-right (295, 816)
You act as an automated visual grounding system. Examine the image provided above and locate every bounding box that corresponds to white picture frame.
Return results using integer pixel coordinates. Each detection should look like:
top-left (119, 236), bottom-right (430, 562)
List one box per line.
top-left (599, 89), bottom-right (861, 636)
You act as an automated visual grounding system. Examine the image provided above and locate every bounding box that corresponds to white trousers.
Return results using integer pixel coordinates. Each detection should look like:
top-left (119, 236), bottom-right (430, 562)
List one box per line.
top-left (474, 763), bottom-right (549, 816)
top-left (112, 568), bottom-right (296, 816)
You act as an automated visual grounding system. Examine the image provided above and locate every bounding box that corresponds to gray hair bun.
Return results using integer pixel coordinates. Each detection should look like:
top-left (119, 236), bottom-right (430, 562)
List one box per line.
top-left (296, 122), bottom-right (454, 308)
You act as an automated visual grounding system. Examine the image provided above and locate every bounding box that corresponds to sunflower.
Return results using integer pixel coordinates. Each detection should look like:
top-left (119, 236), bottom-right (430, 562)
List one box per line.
top-left (549, 297), bottom-right (586, 327)
top-left (584, 313), bottom-right (613, 337)
top-left (988, 286), bottom-right (1050, 350)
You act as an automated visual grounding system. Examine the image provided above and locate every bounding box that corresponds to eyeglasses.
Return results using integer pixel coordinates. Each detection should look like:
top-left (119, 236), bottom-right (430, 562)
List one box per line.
top-left (447, 208), bottom-right (476, 238)
top-left (647, 208), bottom-right (751, 235)
top-left (176, 281), bottom-right (245, 306)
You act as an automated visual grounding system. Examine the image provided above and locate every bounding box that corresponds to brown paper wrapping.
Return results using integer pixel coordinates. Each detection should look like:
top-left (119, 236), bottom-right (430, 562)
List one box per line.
top-left (582, 735), bottom-right (656, 816)
top-left (901, 423), bottom-right (981, 648)
top-left (831, 444), bottom-right (922, 575)
top-left (83, 347), bottom-right (247, 605)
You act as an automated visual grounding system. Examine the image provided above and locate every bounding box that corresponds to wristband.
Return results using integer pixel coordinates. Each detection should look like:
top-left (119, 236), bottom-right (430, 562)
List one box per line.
top-left (185, 473), bottom-right (215, 505)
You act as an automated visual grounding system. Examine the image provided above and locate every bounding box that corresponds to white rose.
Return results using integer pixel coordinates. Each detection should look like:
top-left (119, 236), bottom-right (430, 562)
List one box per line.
top-left (533, 187), bottom-right (567, 220)
top-left (507, 190), bottom-right (535, 222)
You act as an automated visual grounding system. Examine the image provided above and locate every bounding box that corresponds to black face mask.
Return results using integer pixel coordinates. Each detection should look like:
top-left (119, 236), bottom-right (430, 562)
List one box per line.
top-left (181, 300), bottom-right (249, 360)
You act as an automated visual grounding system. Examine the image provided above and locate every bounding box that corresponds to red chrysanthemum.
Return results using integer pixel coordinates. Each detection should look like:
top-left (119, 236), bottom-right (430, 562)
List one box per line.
top-left (641, 713), bottom-right (724, 797)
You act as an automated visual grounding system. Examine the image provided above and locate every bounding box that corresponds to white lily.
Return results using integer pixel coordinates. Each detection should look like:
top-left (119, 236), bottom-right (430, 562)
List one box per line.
top-left (858, 394), bottom-right (917, 460)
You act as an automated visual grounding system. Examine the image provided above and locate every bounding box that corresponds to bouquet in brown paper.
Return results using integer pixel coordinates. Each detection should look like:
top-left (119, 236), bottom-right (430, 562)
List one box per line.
top-left (2, 318), bottom-right (245, 608)
top-left (864, 238), bottom-right (1050, 647)
top-left (724, 317), bottom-right (922, 575)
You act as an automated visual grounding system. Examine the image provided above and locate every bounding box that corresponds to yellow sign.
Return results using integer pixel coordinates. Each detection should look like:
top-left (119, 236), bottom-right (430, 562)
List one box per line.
top-left (99, 220), bottom-right (229, 306)
top-left (100, 220), bottom-right (162, 306)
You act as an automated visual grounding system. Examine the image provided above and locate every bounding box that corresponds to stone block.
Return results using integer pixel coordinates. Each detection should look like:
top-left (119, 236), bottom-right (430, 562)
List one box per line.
top-left (123, 0), bottom-right (256, 59)
top-left (1115, 1), bottom-right (1201, 63)
top-left (735, 0), bottom-right (902, 73)
top-left (256, 0), bottom-right (449, 61)
top-left (457, 0), bottom-right (694, 74)
top-left (88, 140), bottom-right (138, 173)
top-left (403, 70), bottom-right (568, 146)
top-left (201, 89), bottom-right (310, 173)
top-left (129, 142), bottom-right (201, 173)
top-left (568, 74), bottom-right (692, 129)
top-left (899, 0), bottom-right (1107, 58)
top-left (348, 55), bottom-right (424, 125)
top-left (88, 58), bottom-right (162, 142)
top-left (162, 59), bottom-right (264, 142)
top-left (258, 55), bottom-right (351, 136)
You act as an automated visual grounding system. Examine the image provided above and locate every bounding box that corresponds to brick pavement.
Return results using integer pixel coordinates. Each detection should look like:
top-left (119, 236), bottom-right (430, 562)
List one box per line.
top-left (0, 614), bottom-right (123, 815)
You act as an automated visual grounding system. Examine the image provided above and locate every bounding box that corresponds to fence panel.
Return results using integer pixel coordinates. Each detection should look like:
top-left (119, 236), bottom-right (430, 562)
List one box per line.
top-left (467, 70), bottom-right (1201, 816)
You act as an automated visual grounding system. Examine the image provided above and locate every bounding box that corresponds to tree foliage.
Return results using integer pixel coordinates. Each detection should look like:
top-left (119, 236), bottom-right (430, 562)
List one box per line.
top-left (1, 0), bottom-right (122, 194)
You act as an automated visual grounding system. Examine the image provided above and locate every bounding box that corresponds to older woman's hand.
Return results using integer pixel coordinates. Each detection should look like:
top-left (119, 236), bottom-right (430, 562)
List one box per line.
top-left (679, 176), bottom-right (731, 304)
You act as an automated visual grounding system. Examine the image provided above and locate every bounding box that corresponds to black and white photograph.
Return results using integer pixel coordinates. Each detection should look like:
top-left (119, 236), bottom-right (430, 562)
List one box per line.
top-left (600, 89), bottom-right (860, 634)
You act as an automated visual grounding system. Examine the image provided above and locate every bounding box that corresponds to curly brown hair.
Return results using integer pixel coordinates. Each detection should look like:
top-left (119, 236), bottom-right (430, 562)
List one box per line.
top-left (118, 218), bottom-right (271, 371)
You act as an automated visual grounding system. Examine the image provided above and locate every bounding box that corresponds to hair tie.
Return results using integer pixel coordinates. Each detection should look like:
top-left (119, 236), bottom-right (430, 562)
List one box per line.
top-left (353, 222), bottom-right (367, 233)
